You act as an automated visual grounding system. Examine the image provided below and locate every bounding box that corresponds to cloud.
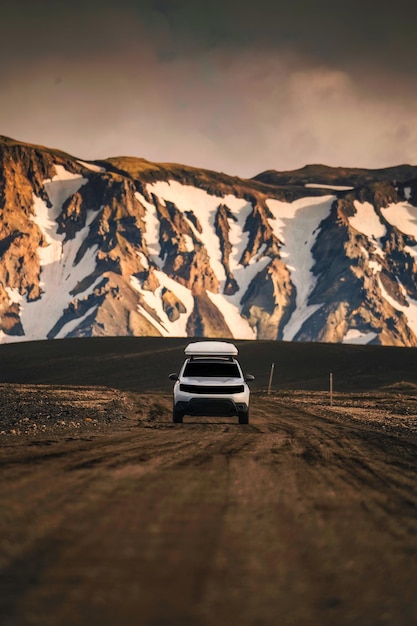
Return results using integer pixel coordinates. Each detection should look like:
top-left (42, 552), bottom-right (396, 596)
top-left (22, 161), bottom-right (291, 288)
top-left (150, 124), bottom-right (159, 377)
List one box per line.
top-left (268, 66), bottom-right (417, 170)
top-left (1, 2), bottom-right (417, 175)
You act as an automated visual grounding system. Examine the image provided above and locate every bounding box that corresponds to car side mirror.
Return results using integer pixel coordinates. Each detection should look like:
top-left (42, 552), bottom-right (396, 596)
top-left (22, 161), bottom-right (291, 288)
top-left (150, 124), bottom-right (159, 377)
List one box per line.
top-left (245, 374), bottom-right (255, 382)
top-left (169, 373), bottom-right (179, 381)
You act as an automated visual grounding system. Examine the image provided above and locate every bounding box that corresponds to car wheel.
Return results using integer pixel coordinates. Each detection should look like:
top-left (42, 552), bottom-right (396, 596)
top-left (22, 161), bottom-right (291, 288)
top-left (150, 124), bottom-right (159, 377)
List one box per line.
top-left (238, 409), bottom-right (249, 425)
top-left (172, 406), bottom-right (184, 423)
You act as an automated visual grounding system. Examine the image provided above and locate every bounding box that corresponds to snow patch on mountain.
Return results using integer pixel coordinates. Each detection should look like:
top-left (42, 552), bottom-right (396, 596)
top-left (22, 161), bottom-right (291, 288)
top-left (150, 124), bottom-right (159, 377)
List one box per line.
top-left (231, 253), bottom-right (271, 300)
top-left (350, 201), bottom-right (386, 239)
top-left (44, 165), bottom-right (88, 210)
top-left (19, 190), bottom-right (99, 339)
top-left (227, 201), bottom-right (253, 273)
top-left (343, 329), bottom-right (378, 344)
top-left (207, 246), bottom-right (270, 338)
top-left (76, 160), bottom-right (105, 173)
top-left (131, 270), bottom-right (194, 336)
top-left (266, 195), bottom-right (334, 340)
top-left (145, 181), bottom-right (251, 284)
top-left (136, 250), bottom-right (149, 269)
top-left (136, 191), bottom-right (162, 264)
top-left (405, 245), bottom-right (417, 259)
top-left (368, 260), bottom-right (383, 275)
top-left (183, 234), bottom-right (195, 253)
top-left (206, 291), bottom-right (255, 339)
top-left (54, 306), bottom-right (98, 339)
top-left (146, 180), bottom-right (225, 279)
top-left (305, 183), bottom-right (354, 191)
top-left (381, 202), bottom-right (417, 239)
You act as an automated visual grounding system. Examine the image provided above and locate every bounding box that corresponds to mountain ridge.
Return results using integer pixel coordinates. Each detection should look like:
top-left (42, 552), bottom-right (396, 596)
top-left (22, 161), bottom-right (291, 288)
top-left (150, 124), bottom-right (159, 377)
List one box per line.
top-left (253, 163), bottom-right (417, 190)
top-left (1, 135), bottom-right (417, 346)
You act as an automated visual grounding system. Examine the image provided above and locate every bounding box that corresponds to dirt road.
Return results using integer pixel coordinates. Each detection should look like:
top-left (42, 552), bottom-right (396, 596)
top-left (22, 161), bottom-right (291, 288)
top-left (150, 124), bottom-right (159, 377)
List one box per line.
top-left (2, 393), bottom-right (417, 626)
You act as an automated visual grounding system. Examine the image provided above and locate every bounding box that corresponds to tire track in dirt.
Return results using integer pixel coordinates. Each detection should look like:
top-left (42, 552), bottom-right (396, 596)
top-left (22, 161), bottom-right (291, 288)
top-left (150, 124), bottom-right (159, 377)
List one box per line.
top-left (2, 395), bottom-right (417, 625)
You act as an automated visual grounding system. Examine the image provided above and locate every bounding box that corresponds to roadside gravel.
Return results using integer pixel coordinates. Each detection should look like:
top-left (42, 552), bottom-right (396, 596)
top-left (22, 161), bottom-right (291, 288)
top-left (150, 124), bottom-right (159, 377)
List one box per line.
top-left (0, 383), bottom-right (134, 437)
top-left (2, 384), bottom-right (417, 441)
top-left (272, 389), bottom-right (417, 437)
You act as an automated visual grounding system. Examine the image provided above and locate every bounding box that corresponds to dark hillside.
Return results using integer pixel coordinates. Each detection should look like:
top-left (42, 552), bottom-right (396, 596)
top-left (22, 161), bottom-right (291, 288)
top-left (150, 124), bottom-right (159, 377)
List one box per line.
top-left (0, 337), bottom-right (416, 393)
top-left (253, 164), bottom-right (417, 187)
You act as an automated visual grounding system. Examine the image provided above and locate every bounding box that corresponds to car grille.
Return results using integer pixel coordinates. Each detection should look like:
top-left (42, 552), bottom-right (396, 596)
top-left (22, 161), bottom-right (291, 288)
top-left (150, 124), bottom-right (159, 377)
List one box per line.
top-left (179, 384), bottom-right (245, 394)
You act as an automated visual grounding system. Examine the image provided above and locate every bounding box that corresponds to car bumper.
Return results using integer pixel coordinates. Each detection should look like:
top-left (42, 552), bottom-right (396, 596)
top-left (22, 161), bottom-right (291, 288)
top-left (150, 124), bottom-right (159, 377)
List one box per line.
top-left (175, 398), bottom-right (248, 417)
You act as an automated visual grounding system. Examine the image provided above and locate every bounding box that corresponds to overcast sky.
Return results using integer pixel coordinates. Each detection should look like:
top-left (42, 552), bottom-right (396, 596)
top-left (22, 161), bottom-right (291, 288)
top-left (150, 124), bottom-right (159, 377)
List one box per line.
top-left (2, 0), bottom-right (417, 177)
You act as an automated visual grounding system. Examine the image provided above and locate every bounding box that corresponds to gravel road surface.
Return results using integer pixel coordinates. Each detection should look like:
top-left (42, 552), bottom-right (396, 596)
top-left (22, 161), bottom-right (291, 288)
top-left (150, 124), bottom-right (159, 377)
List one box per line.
top-left (1, 389), bottom-right (417, 626)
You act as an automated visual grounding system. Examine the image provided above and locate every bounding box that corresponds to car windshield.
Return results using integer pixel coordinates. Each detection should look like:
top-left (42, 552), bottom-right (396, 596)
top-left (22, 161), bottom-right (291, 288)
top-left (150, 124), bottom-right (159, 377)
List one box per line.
top-left (183, 361), bottom-right (241, 377)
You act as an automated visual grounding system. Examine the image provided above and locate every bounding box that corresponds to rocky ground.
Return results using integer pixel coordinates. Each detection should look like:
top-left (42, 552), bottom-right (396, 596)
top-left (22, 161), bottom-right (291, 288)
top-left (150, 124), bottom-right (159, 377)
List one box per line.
top-left (277, 383), bottom-right (417, 437)
top-left (0, 383), bottom-right (135, 437)
top-left (2, 382), bottom-right (417, 440)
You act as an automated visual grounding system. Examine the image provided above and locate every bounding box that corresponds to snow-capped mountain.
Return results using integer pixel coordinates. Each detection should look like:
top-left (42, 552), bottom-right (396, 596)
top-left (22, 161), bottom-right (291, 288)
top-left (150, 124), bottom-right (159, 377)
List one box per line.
top-left (1, 135), bottom-right (417, 346)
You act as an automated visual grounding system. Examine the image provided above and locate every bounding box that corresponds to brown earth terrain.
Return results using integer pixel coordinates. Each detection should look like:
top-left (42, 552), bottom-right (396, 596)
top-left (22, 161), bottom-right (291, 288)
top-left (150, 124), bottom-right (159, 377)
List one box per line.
top-left (1, 338), bottom-right (417, 625)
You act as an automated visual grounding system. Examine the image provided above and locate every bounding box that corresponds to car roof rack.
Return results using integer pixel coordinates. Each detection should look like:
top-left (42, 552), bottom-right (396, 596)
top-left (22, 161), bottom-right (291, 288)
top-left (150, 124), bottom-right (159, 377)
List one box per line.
top-left (184, 341), bottom-right (238, 357)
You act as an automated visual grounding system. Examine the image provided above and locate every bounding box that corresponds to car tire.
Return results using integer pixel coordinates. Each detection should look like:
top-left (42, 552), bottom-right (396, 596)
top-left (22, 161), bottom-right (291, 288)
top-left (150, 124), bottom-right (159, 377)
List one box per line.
top-left (172, 406), bottom-right (184, 423)
top-left (238, 409), bottom-right (249, 425)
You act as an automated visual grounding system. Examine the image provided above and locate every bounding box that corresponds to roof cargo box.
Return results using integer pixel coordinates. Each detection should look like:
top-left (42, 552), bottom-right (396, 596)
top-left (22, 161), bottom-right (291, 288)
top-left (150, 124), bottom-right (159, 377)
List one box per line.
top-left (184, 341), bottom-right (238, 357)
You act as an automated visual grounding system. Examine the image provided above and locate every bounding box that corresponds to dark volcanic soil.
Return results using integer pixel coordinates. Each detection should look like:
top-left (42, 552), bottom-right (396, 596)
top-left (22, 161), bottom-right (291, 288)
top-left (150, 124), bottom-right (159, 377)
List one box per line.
top-left (1, 384), bottom-right (417, 626)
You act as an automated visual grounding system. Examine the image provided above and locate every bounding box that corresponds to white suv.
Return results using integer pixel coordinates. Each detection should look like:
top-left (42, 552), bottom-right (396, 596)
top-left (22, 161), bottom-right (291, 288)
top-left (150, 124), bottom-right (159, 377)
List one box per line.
top-left (169, 341), bottom-right (254, 424)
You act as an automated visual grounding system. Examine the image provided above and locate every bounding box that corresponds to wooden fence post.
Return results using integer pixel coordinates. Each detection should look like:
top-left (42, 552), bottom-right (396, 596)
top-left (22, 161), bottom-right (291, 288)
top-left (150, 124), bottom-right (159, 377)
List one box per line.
top-left (268, 363), bottom-right (275, 395)
top-left (330, 372), bottom-right (333, 406)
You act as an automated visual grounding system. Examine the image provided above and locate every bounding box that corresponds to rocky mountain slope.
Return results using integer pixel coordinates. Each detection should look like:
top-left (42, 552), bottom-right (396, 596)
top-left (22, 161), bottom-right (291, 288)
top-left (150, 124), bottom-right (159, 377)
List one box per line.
top-left (1, 135), bottom-right (417, 346)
